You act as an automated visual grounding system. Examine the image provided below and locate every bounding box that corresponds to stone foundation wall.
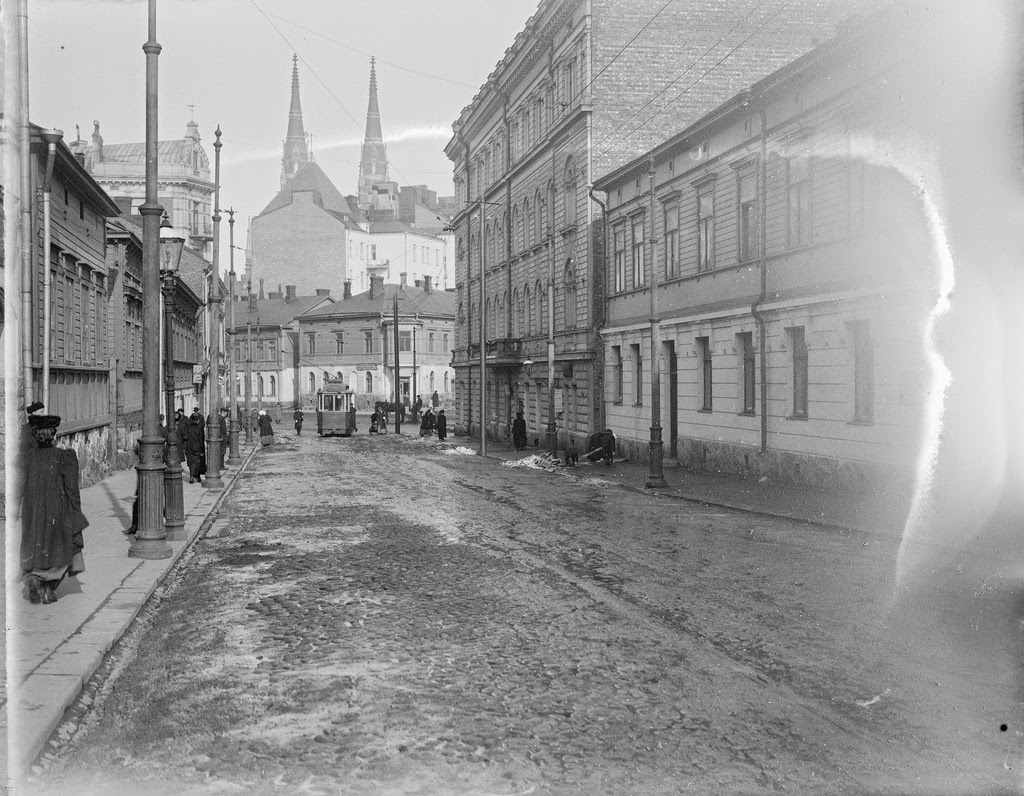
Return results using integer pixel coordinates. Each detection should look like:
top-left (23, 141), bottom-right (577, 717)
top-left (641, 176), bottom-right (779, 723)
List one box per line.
top-left (59, 425), bottom-right (114, 488)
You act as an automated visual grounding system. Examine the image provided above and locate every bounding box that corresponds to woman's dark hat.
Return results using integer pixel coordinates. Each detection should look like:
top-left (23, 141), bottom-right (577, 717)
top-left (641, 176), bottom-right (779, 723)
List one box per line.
top-left (26, 401), bottom-right (45, 415)
top-left (28, 414), bottom-right (61, 429)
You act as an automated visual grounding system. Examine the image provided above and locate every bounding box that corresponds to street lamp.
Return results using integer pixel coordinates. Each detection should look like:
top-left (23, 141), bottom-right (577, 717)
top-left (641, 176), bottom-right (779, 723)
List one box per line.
top-left (245, 283), bottom-right (254, 444)
top-left (159, 212), bottom-right (186, 540)
top-left (646, 159), bottom-right (666, 488)
top-left (226, 208), bottom-right (241, 464)
top-left (130, 0), bottom-right (172, 560)
top-left (204, 126), bottom-right (224, 491)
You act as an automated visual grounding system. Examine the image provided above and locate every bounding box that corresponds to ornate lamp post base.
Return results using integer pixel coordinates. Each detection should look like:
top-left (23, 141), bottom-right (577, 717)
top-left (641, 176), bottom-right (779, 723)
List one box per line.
top-left (646, 424), bottom-right (668, 489)
top-left (227, 417), bottom-right (241, 464)
top-left (129, 440), bottom-right (172, 560)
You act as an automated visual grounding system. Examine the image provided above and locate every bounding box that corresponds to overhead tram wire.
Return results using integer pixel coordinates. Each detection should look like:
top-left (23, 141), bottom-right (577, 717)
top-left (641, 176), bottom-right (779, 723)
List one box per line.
top-left (588, 0), bottom-right (768, 157)
top-left (592, 2), bottom-right (789, 164)
top-left (225, 0), bottom-right (479, 90)
top-left (247, 0), bottom-right (423, 192)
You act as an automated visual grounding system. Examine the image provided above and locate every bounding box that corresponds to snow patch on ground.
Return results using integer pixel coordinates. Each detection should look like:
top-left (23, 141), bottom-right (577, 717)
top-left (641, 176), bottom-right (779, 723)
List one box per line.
top-left (502, 454), bottom-right (561, 472)
top-left (440, 446), bottom-right (477, 456)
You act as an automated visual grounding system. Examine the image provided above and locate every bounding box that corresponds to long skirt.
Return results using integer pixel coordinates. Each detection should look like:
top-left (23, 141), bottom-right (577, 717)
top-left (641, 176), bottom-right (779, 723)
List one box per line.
top-left (261, 435), bottom-right (273, 446)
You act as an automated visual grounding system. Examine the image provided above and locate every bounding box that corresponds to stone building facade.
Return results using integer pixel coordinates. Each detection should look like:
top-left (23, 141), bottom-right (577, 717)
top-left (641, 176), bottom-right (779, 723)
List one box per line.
top-left (594, 4), bottom-right (945, 490)
top-left (445, 0), bottom-right (889, 451)
top-left (296, 276), bottom-right (455, 412)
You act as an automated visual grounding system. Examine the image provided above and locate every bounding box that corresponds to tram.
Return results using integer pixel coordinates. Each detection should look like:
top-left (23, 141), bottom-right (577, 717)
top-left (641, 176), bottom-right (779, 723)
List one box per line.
top-left (316, 376), bottom-right (357, 436)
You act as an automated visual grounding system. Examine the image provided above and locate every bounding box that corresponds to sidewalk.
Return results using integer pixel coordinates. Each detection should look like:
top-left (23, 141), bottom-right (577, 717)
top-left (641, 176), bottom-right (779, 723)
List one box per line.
top-left (453, 434), bottom-right (913, 538)
top-left (4, 441), bottom-right (259, 784)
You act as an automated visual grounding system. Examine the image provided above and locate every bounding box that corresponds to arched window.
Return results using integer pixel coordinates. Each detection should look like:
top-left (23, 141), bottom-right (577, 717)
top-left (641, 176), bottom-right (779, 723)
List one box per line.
top-left (308, 373), bottom-right (316, 393)
top-left (564, 158), bottom-right (578, 226)
top-left (512, 207), bottom-right (522, 253)
top-left (526, 286), bottom-right (534, 336)
top-left (527, 199), bottom-right (536, 248)
top-left (365, 372), bottom-right (373, 394)
top-left (258, 375), bottom-right (265, 397)
top-left (516, 289), bottom-right (524, 337)
top-left (485, 298), bottom-right (492, 339)
top-left (429, 371), bottom-right (435, 391)
top-left (536, 280), bottom-right (545, 335)
top-left (538, 187), bottom-right (549, 243)
top-left (564, 260), bottom-right (576, 329)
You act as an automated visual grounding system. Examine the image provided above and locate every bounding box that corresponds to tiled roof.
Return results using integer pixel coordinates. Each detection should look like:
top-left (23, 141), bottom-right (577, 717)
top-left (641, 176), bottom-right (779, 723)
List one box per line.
top-left (94, 140), bottom-right (194, 166)
top-left (227, 294), bottom-right (335, 331)
top-left (299, 283), bottom-right (455, 320)
top-left (258, 162), bottom-right (366, 221)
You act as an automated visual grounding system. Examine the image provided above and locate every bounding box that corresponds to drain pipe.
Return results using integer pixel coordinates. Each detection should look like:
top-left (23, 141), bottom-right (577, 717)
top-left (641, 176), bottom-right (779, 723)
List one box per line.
top-left (18, 0), bottom-right (34, 408)
top-left (588, 183), bottom-right (607, 432)
top-left (40, 129), bottom-right (63, 409)
top-left (749, 98), bottom-right (769, 453)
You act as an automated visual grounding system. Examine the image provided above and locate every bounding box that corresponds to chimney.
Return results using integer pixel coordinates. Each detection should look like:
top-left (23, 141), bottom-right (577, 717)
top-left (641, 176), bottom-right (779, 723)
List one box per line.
top-left (112, 196), bottom-right (134, 217)
top-left (423, 274), bottom-right (433, 294)
top-left (74, 151), bottom-right (86, 167)
top-left (400, 272), bottom-right (407, 288)
top-left (343, 280), bottom-right (352, 299)
top-left (315, 288), bottom-right (331, 297)
top-left (268, 290), bottom-right (283, 300)
top-left (414, 279), bottom-right (422, 288)
top-left (369, 274), bottom-right (385, 299)
top-left (285, 284), bottom-right (297, 302)
top-left (91, 120), bottom-right (103, 163)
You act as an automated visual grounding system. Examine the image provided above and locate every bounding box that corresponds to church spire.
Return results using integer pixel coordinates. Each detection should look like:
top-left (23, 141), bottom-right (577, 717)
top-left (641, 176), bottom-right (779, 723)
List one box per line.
top-left (281, 54), bottom-right (309, 188)
top-left (358, 57), bottom-right (390, 210)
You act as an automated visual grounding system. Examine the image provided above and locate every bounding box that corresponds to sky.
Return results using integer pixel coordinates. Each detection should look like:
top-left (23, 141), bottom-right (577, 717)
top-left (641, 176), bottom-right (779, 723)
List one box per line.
top-left (28, 0), bottom-right (540, 262)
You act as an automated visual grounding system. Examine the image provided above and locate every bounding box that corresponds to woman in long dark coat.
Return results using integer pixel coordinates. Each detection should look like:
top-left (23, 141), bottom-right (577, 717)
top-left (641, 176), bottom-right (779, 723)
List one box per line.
top-left (21, 415), bottom-right (88, 604)
top-left (436, 409), bottom-right (447, 442)
top-left (512, 411), bottom-right (528, 451)
top-left (257, 409), bottom-right (274, 446)
top-left (182, 411), bottom-right (206, 483)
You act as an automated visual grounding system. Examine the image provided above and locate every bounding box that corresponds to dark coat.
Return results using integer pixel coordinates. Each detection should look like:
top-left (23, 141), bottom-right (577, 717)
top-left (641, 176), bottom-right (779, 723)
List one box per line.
top-left (20, 445), bottom-right (88, 574)
top-left (258, 414), bottom-right (274, 437)
top-left (436, 413), bottom-right (447, 440)
top-left (512, 416), bottom-right (527, 450)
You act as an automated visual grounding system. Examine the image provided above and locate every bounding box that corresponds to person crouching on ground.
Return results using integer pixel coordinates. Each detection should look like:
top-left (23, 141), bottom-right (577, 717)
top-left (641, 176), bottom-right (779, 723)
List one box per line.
top-left (21, 414), bottom-right (88, 605)
top-left (258, 409), bottom-right (274, 446)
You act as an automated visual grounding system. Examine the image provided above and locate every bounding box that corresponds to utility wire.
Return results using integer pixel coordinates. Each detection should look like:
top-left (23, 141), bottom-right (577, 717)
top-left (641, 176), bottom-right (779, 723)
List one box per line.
top-left (593, 2), bottom-right (788, 163)
top-left (247, 0), bottom-right (420, 191)
top-left (590, 0), bottom-right (768, 157)
top-left (225, 0), bottom-right (479, 89)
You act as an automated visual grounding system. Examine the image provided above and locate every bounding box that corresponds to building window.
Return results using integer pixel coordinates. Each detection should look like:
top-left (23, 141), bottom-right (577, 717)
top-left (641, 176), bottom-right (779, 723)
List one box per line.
top-left (613, 226), bottom-right (626, 293)
top-left (790, 326), bottom-right (808, 418)
top-left (697, 189), bottom-right (715, 271)
top-left (335, 332), bottom-right (344, 354)
top-left (399, 330), bottom-right (412, 352)
top-left (429, 371), bottom-right (435, 391)
top-left (306, 333), bottom-right (316, 355)
top-left (364, 331), bottom-right (374, 354)
top-left (269, 375), bottom-right (277, 396)
top-left (612, 345), bottom-right (623, 403)
top-left (738, 331), bottom-right (755, 414)
top-left (787, 154), bottom-right (812, 248)
top-left (738, 171), bottom-right (759, 262)
top-left (564, 158), bottom-right (578, 226)
top-left (631, 218), bottom-right (645, 288)
top-left (850, 320), bottom-right (873, 422)
top-left (428, 331), bottom-right (435, 353)
top-left (565, 59), bottom-right (576, 108)
top-left (632, 343), bottom-right (642, 405)
top-left (365, 372), bottom-right (373, 394)
top-left (663, 202), bottom-right (678, 279)
top-left (309, 373), bottom-right (315, 393)
top-left (443, 332), bottom-right (449, 352)
top-left (697, 336), bottom-right (713, 411)
top-left (444, 372), bottom-right (449, 392)
top-left (258, 375), bottom-right (265, 397)
top-left (564, 262), bottom-right (576, 329)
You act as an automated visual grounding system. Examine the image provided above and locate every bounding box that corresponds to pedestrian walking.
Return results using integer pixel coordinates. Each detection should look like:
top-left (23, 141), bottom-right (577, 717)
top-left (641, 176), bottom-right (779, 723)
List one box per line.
top-left (20, 414), bottom-right (88, 605)
top-left (431, 390), bottom-right (440, 409)
top-left (293, 407), bottom-right (304, 435)
top-left (379, 410), bottom-right (388, 434)
top-left (258, 409), bottom-right (274, 446)
top-left (369, 410), bottom-right (380, 434)
top-left (411, 396), bottom-right (423, 422)
top-left (419, 408), bottom-right (433, 438)
top-left (512, 411), bottom-right (527, 451)
top-left (182, 409), bottom-right (207, 483)
top-left (175, 408), bottom-right (186, 465)
top-left (217, 407), bottom-right (229, 469)
top-left (436, 409), bottom-right (447, 442)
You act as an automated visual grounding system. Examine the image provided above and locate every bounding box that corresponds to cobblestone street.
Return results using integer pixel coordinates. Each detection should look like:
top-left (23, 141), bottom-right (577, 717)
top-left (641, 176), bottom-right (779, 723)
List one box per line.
top-left (29, 432), bottom-right (1021, 795)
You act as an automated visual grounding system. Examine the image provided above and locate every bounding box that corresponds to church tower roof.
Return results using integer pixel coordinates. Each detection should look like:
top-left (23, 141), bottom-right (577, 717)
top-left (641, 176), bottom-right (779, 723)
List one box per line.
top-left (358, 57), bottom-right (391, 210)
top-left (281, 54), bottom-right (310, 188)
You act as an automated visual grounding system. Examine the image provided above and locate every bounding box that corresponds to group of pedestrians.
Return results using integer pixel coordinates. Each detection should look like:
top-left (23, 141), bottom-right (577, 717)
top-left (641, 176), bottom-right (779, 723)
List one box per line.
top-left (418, 407), bottom-right (447, 440)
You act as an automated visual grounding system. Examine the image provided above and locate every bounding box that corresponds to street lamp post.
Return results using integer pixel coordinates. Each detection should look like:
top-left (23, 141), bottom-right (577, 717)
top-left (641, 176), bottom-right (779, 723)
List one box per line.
top-left (646, 159), bottom-right (667, 488)
top-left (204, 126), bottom-right (224, 490)
top-left (130, 0), bottom-right (172, 559)
top-left (160, 214), bottom-right (186, 540)
top-left (245, 284), bottom-right (254, 443)
top-left (478, 203), bottom-right (486, 457)
top-left (545, 226), bottom-right (557, 456)
top-left (226, 208), bottom-right (241, 464)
